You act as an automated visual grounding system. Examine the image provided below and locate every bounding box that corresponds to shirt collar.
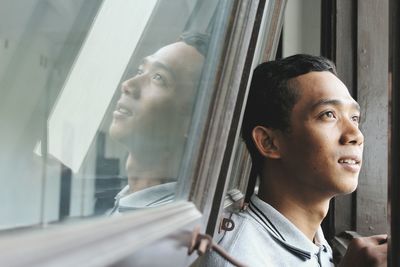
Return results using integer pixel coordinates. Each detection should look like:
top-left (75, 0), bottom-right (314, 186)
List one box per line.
top-left (115, 182), bottom-right (176, 212)
top-left (115, 185), bottom-right (131, 200)
top-left (248, 195), bottom-right (326, 260)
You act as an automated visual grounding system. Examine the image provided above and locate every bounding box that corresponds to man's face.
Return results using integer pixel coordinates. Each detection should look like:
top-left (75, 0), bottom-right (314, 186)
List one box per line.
top-left (109, 42), bottom-right (204, 147)
top-left (279, 71), bottom-right (364, 197)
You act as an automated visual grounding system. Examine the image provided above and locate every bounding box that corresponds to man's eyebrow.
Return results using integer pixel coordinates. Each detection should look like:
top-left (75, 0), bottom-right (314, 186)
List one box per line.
top-left (143, 57), bottom-right (176, 80)
top-left (311, 98), bottom-right (361, 112)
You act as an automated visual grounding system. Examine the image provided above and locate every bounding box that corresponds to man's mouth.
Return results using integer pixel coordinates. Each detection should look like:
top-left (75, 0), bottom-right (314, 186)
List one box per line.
top-left (338, 159), bottom-right (359, 164)
top-left (116, 106), bottom-right (133, 116)
top-left (113, 102), bottom-right (134, 118)
top-left (338, 156), bottom-right (362, 172)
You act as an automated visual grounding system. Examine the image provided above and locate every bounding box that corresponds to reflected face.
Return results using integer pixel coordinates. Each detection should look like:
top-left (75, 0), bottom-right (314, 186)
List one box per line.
top-left (109, 42), bottom-right (204, 147)
top-left (279, 71), bottom-right (364, 196)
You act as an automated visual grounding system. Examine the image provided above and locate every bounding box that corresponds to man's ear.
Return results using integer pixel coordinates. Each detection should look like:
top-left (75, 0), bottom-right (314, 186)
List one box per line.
top-left (251, 126), bottom-right (281, 159)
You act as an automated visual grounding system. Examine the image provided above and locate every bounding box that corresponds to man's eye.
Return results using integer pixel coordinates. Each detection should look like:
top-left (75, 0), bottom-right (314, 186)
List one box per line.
top-left (351, 115), bottom-right (360, 123)
top-left (152, 73), bottom-right (167, 85)
top-left (153, 74), bottom-right (162, 80)
top-left (322, 111), bottom-right (335, 119)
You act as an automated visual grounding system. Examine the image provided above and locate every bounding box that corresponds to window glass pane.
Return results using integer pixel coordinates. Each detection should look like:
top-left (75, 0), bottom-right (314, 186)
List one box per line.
top-left (0, 0), bottom-right (230, 230)
top-left (228, 142), bottom-right (252, 194)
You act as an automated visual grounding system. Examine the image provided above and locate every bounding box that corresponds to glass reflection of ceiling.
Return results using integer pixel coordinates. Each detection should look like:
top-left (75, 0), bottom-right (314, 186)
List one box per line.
top-left (42, 1), bottom-right (157, 172)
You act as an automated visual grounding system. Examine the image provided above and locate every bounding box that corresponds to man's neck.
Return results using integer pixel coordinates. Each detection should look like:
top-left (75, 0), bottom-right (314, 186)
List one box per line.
top-left (258, 172), bottom-right (331, 241)
top-left (125, 152), bottom-right (179, 193)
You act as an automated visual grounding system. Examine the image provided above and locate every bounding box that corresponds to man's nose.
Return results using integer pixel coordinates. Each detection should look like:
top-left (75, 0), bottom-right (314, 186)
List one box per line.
top-left (121, 76), bottom-right (141, 99)
top-left (339, 118), bottom-right (364, 146)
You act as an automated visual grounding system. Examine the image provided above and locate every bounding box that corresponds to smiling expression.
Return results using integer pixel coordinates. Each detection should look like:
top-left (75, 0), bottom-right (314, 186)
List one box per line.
top-left (278, 71), bottom-right (364, 197)
top-left (109, 42), bottom-right (204, 149)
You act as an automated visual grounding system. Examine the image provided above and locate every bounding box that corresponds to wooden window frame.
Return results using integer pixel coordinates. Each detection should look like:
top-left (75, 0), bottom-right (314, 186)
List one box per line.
top-left (204, 0), bottom-right (287, 237)
top-left (323, 0), bottom-right (400, 265)
top-left (389, 0), bottom-right (400, 265)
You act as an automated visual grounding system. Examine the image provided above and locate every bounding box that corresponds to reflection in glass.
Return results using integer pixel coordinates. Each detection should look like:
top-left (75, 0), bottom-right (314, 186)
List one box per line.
top-left (0, 0), bottom-right (104, 229)
top-left (108, 34), bottom-right (207, 213)
top-left (41, 0), bottom-right (159, 173)
top-left (0, 0), bottom-right (220, 230)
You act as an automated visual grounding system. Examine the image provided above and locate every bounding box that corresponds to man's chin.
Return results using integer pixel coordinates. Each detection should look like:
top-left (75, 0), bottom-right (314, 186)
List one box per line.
top-left (109, 124), bottom-right (129, 143)
top-left (337, 179), bottom-right (359, 196)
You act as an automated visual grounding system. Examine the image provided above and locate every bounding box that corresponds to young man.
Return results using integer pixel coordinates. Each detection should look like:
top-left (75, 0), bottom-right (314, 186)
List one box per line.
top-left (108, 33), bottom-right (207, 213)
top-left (203, 55), bottom-right (387, 266)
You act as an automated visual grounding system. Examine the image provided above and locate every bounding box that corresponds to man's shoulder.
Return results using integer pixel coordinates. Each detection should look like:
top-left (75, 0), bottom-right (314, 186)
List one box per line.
top-left (200, 210), bottom-right (279, 267)
top-left (199, 196), bottom-right (334, 266)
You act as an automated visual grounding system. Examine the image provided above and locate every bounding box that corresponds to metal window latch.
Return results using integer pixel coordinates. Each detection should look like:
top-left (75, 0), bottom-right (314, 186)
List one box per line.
top-left (219, 217), bottom-right (235, 232)
top-left (188, 226), bottom-right (247, 267)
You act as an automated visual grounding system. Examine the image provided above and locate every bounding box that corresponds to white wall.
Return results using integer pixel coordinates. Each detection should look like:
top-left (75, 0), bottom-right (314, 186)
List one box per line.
top-left (282, 0), bottom-right (321, 57)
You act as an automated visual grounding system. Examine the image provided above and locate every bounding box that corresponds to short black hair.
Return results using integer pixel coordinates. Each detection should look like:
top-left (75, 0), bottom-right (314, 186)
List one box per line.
top-left (179, 31), bottom-right (209, 57)
top-left (241, 54), bottom-right (337, 175)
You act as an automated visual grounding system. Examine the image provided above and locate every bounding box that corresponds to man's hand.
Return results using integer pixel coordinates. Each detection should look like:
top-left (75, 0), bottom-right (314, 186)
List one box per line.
top-left (339, 234), bottom-right (388, 267)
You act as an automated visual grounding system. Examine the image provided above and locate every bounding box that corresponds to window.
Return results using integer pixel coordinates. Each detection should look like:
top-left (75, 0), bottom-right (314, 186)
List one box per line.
top-left (0, 0), bottom-right (224, 228)
top-left (0, 0), bottom-right (286, 266)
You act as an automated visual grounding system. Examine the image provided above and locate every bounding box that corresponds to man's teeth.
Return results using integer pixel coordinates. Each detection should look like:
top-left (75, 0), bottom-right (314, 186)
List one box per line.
top-left (339, 159), bottom-right (357, 164)
top-left (118, 107), bottom-right (132, 115)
